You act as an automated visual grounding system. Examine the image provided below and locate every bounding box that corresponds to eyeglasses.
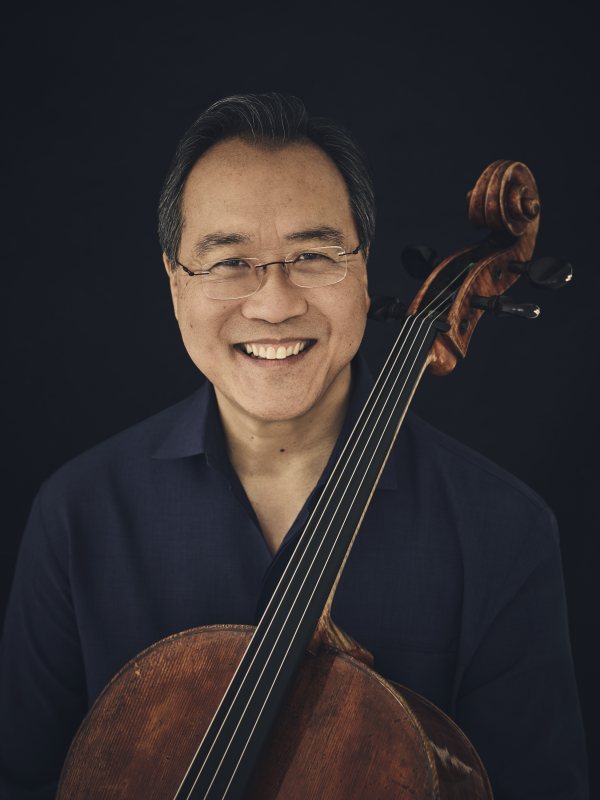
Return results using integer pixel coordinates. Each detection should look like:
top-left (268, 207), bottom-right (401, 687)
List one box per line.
top-left (175, 244), bottom-right (361, 300)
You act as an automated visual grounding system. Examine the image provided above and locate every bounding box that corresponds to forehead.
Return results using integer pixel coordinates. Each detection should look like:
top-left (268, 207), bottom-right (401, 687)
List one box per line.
top-left (180, 138), bottom-right (355, 242)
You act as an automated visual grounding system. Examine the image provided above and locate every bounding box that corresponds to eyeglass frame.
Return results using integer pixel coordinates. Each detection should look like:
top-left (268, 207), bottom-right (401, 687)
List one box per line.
top-left (173, 243), bottom-right (362, 299)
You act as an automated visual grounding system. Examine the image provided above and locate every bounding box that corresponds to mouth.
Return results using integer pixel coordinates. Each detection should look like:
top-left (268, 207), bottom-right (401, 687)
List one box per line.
top-left (234, 339), bottom-right (315, 360)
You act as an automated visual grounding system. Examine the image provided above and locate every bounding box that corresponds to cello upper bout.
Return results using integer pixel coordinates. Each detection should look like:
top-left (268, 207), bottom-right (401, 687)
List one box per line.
top-left (57, 625), bottom-right (256, 799)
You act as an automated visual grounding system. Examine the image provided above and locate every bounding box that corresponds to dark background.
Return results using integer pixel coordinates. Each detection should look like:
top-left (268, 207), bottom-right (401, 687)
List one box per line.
top-left (2, 1), bottom-right (598, 791)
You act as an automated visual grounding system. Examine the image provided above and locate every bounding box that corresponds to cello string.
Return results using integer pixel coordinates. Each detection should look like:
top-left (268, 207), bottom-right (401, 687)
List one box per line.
top-left (218, 320), bottom-right (442, 797)
top-left (194, 314), bottom-right (435, 800)
top-left (217, 303), bottom-right (451, 798)
top-left (176, 312), bottom-right (420, 796)
top-left (180, 273), bottom-right (461, 799)
top-left (193, 304), bottom-right (454, 791)
top-left (180, 307), bottom-right (437, 800)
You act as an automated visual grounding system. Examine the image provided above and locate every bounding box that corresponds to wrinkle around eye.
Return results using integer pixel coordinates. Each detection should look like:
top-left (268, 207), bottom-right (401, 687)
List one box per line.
top-left (295, 252), bottom-right (327, 261)
top-left (204, 261), bottom-right (256, 277)
top-left (212, 260), bottom-right (254, 269)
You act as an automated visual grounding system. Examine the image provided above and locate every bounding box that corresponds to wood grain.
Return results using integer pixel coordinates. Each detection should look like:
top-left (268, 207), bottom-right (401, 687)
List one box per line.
top-left (407, 161), bottom-right (540, 374)
top-left (58, 627), bottom-right (492, 799)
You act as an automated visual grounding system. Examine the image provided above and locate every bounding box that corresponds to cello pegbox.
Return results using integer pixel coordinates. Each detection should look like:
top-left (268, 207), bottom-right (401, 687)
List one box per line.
top-left (406, 161), bottom-right (541, 376)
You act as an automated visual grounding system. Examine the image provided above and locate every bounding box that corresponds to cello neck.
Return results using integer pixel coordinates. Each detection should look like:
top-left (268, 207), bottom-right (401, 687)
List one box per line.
top-left (174, 297), bottom-right (453, 800)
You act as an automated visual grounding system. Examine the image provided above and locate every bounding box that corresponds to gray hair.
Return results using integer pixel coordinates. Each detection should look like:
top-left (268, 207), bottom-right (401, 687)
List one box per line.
top-left (158, 93), bottom-right (375, 268)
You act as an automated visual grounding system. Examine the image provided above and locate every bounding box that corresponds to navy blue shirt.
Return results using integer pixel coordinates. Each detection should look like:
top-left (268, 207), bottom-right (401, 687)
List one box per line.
top-left (0, 355), bottom-right (588, 799)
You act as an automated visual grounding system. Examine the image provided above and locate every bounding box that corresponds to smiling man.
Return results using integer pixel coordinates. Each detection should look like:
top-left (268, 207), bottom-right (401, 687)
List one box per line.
top-left (165, 136), bottom-right (369, 554)
top-left (0, 94), bottom-right (588, 798)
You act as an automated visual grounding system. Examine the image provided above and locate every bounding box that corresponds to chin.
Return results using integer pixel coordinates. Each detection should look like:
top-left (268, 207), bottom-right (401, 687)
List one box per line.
top-left (207, 356), bottom-right (350, 423)
top-left (230, 391), bottom-right (319, 423)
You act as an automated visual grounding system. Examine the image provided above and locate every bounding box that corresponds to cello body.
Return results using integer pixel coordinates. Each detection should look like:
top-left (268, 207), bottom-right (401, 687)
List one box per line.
top-left (57, 626), bottom-right (492, 799)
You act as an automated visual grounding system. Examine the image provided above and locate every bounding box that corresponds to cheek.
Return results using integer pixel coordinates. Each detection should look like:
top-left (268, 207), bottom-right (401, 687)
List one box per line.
top-left (325, 282), bottom-right (369, 354)
top-left (175, 289), bottom-right (242, 382)
top-left (176, 287), bottom-right (220, 346)
top-left (179, 298), bottom-right (201, 335)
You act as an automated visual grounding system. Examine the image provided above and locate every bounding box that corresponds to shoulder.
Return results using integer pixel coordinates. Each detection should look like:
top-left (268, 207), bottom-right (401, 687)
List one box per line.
top-left (396, 412), bottom-right (562, 629)
top-left (403, 410), bottom-right (548, 511)
top-left (398, 411), bottom-right (558, 563)
top-left (37, 390), bottom-right (202, 509)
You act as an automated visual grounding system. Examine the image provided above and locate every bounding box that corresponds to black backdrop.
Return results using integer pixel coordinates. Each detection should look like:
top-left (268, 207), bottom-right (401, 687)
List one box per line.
top-left (2, 1), bottom-right (598, 790)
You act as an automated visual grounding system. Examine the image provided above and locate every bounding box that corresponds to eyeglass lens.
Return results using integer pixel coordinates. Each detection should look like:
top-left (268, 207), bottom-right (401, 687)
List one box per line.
top-left (200, 247), bottom-right (348, 300)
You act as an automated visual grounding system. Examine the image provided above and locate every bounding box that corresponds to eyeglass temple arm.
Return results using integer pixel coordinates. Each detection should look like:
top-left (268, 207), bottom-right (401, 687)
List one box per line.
top-left (176, 261), bottom-right (209, 277)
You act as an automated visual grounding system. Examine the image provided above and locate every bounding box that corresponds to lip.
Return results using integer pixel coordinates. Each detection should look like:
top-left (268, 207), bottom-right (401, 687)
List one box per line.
top-left (234, 338), bottom-right (310, 346)
top-left (233, 339), bottom-right (316, 363)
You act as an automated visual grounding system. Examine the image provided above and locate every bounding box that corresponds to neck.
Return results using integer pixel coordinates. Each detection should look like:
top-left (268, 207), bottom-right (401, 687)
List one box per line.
top-left (215, 363), bottom-right (354, 478)
top-left (214, 363), bottom-right (355, 554)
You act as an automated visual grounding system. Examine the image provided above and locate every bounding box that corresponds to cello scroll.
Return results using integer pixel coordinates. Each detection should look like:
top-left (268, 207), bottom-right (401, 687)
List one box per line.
top-left (396, 160), bottom-right (571, 376)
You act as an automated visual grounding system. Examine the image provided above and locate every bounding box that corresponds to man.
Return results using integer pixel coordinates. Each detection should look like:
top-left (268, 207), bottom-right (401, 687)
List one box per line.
top-left (0, 93), bottom-right (588, 798)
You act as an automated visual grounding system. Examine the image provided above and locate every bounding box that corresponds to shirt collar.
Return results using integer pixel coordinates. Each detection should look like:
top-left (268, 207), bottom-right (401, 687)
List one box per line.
top-left (152, 351), bottom-right (399, 492)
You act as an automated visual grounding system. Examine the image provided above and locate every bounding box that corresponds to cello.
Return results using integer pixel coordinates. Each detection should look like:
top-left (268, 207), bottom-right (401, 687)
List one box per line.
top-left (57, 160), bottom-right (572, 799)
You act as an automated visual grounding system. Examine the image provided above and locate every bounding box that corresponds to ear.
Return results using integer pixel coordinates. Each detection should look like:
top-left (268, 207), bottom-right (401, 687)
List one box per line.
top-left (163, 253), bottom-right (179, 320)
top-left (361, 249), bottom-right (370, 312)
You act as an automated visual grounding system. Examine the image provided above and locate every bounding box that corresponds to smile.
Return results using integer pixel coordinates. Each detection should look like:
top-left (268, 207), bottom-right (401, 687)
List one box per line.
top-left (235, 340), bottom-right (314, 360)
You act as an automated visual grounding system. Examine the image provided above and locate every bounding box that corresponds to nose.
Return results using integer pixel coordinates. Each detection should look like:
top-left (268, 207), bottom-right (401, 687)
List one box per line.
top-left (241, 262), bottom-right (308, 323)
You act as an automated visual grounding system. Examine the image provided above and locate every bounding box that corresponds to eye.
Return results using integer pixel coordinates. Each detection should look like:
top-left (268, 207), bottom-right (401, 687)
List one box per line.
top-left (295, 251), bottom-right (335, 264)
top-left (209, 259), bottom-right (253, 272)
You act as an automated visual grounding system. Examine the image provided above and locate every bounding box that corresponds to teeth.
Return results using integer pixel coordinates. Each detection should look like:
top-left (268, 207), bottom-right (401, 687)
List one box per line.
top-left (242, 340), bottom-right (310, 360)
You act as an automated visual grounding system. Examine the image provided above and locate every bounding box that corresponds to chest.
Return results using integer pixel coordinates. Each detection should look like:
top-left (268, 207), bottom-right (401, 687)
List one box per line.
top-left (240, 471), bottom-right (319, 555)
top-left (75, 473), bottom-right (464, 713)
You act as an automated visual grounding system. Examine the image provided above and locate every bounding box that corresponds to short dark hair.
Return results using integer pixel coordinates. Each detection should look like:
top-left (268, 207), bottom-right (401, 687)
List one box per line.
top-left (158, 93), bottom-right (375, 268)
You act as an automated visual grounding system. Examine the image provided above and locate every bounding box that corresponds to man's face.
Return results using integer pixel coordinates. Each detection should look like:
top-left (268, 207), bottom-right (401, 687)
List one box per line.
top-left (165, 137), bottom-right (370, 422)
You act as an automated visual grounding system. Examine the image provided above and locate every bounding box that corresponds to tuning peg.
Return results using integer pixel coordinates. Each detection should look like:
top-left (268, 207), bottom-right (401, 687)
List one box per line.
top-left (508, 257), bottom-right (573, 289)
top-left (401, 246), bottom-right (441, 281)
top-left (470, 294), bottom-right (540, 319)
top-left (368, 294), bottom-right (410, 322)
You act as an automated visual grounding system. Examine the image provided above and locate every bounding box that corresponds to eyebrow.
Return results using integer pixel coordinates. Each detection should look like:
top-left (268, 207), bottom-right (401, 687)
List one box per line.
top-left (192, 226), bottom-right (347, 260)
top-left (193, 233), bottom-right (252, 260)
top-left (285, 227), bottom-right (347, 247)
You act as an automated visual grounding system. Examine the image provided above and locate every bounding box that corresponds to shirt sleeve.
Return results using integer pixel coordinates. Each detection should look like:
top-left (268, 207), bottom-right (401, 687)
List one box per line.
top-left (456, 508), bottom-right (589, 800)
top-left (0, 489), bottom-right (88, 799)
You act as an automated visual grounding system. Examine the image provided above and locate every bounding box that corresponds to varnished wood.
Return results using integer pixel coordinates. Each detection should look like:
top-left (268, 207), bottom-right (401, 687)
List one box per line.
top-left (408, 161), bottom-right (540, 374)
top-left (426, 336), bottom-right (459, 376)
top-left (57, 626), bottom-right (253, 799)
top-left (444, 161), bottom-right (539, 357)
top-left (57, 627), bottom-right (491, 799)
top-left (308, 612), bottom-right (374, 667)
top-left (388, 683), bottom-right (493, 800)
